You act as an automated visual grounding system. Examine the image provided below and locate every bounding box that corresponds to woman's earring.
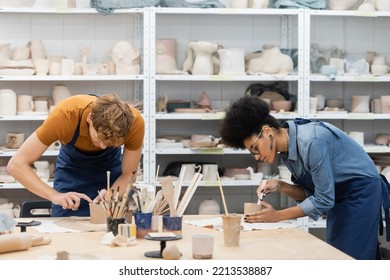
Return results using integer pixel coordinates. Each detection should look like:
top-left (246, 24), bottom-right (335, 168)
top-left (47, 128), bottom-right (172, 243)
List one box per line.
top-left (269, 135), bottom-right (273, 150)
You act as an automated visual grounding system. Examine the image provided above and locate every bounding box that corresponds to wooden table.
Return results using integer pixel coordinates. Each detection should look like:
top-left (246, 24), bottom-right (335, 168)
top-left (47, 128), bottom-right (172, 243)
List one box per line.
top-left (0, 215), bottom-right (352, 260)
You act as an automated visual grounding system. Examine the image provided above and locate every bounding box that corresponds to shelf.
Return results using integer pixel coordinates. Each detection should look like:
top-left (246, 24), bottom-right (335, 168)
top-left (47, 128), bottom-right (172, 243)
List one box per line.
top-left (156, 179), bottom-right (259, 187)
top-left (309, 9), bottom-right (390, 17)
top-left (0, 7), bottom-right (146, 14)
top-left (310, 74), bottom-right (390, 82)
top-left (153, 7), bottom-right (302, 16)
top-left (155, 148), bottom-right (246, 155)
top-left (0, 181), bottom-right (53, 189)
top-left (155, 112), bottom-right (225, 120)
top-left (0, 149), bottom-right (60, 157)
top-left (0, 115), bottom-right (48, 121)
top-left (155, 74), bottom-right (300, 81)
top-left (155, 112), bottom-right (300, 120)
top-left (309, 113), bottom-right (390, 120)
top-left (0, 75), bottom-right (145, 81)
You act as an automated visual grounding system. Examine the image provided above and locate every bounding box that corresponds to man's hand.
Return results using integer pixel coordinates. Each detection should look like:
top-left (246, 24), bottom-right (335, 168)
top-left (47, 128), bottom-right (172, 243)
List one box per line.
top-left (49, 192), bottom-right (93, 211)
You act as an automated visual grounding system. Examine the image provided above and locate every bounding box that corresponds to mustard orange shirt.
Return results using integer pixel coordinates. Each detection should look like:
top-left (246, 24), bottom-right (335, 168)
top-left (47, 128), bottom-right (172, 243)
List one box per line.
top-left (36, 94), bottom-right (144, 152)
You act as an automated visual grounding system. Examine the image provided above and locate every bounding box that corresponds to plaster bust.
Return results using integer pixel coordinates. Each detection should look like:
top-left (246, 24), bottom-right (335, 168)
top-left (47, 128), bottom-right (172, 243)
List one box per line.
top-left (111, 40), bottom-right (140, 75)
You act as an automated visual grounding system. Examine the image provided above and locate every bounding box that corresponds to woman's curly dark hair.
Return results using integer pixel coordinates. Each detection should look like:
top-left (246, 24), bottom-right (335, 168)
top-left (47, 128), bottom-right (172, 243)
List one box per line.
top-left (220, 95), bottom-right (282, 149)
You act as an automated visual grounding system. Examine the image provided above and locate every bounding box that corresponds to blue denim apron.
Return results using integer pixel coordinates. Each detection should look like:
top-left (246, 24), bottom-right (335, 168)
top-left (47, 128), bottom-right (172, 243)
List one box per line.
top-left (52, 102), bottom-right (122, 217)
top-left (289, 119), bottom-right (390, 259)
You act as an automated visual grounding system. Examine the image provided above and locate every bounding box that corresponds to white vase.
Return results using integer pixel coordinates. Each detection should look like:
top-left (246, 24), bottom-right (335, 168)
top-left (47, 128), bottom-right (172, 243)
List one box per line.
top-left (218, 48), bottom-right (245, 75)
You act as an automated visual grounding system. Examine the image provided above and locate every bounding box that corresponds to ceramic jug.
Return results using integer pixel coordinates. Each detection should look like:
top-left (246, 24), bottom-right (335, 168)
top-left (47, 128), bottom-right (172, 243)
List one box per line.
top-left (187, 41), bottom-right (218, 75)
top-left (218, 48), bottom-right (246, 75)
top-left (156, 39), bottom-right (178, 74)
top-left (52, 84), bottom-right (71, 105)
top-left (0, 89), bottom-right (17, 115)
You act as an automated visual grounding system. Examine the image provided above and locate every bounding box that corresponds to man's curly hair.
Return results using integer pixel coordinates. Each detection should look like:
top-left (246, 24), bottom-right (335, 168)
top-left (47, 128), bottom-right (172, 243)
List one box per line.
top-left (91, 93), bottom-right (134, 147)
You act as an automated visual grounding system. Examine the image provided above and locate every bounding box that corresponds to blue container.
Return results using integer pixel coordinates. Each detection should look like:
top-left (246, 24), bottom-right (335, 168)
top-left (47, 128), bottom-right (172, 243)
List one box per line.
top-left (134, 212), bottom-right (152, 230)
top-left (162, 215), bottom-right (183, 232)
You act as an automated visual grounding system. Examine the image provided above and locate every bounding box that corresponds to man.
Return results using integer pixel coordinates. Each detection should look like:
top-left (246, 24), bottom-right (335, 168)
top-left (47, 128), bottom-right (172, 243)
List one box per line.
top-left (7, 93), bottom-right (144, 217)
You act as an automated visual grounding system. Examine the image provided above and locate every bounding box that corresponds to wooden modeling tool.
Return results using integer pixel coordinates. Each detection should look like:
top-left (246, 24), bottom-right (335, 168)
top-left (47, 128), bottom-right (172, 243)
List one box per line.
top-left (217, 172), bottom-right (229, 215)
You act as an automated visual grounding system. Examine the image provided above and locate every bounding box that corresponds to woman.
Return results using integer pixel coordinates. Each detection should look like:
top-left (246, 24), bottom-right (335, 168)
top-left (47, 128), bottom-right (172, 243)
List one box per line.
top-left (7, 93), bottom-right (144, 217)
top-left (220, 95), bottom-right (389, 260)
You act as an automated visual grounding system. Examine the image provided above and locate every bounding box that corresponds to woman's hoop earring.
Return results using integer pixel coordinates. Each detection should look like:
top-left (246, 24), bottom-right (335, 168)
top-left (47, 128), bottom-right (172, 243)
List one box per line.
top-left (269, 135), bottom-right (273, 150)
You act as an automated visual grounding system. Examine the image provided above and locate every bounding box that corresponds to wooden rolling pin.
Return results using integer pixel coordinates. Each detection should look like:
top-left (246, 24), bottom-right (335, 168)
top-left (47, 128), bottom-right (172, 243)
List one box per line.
top-left (0, 233), bottom-right (51, 254)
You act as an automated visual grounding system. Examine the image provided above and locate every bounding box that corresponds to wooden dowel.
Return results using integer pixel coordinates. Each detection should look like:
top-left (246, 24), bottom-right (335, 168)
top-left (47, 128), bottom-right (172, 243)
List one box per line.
top-left (217, 172), bottom-right (229, 216)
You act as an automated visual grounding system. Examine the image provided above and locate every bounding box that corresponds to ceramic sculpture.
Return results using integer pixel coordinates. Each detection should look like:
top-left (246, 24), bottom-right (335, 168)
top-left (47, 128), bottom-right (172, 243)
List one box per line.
top-left (246, 44), bottom-right (293, 75)
top-left (182, 40), bottom-right (219, 75)
top-left (111, 40), bottom-right (140, 75)
top-left (156, 39), bottom-right (178, 74)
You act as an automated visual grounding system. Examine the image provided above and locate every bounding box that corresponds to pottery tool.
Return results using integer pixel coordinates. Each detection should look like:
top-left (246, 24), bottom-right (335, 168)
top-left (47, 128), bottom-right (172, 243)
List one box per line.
top-left (106, 170), bottom-right (112, 213)
top-left (116, 184), bottom-right (132, 219)
top-left (161, 176), bottom-right (177, 217)
top-left (154, 165), bottom-right (160, 188)
top-left (174, 166), bottom-right (186, 209)
top-left (217, 172), bottom-right (229, 215)
top-left (177, 172), bottom-right (203, 217)
top-left (257, 180), bottom-right (267, 204)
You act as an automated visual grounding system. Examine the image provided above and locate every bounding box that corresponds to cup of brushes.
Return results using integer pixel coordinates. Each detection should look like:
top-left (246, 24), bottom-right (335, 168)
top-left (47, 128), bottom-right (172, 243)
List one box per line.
top-left (92, 171), bottom-right (134, 236)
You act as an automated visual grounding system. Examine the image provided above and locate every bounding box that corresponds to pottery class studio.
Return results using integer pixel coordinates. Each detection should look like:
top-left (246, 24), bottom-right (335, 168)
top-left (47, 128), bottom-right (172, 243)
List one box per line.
top-left (0, 0), bottom-right (389, 263)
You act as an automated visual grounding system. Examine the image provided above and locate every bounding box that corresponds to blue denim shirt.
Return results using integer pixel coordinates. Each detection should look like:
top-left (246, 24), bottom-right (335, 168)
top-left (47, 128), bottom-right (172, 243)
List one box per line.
top-left (279, 119), bottom-right (379, 220)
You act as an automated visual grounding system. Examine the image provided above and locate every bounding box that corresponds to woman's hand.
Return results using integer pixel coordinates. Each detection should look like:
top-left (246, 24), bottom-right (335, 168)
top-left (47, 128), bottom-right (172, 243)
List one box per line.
top-left (243, 201), bottom-right (281, 223)
top-left (257, 179), bottom-right (281, 197)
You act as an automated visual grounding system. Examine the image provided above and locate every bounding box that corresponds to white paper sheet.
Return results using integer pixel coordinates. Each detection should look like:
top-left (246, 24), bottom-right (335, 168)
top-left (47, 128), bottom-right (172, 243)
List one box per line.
top-left (184, 217), bottom-right (298, 231)
top-left (33, 220), bottom-right (81, 233)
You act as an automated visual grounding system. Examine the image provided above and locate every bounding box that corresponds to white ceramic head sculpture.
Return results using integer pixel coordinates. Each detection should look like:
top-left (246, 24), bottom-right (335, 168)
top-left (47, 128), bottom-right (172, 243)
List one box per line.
top-left (111, 40), bottom-right (140, 75)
